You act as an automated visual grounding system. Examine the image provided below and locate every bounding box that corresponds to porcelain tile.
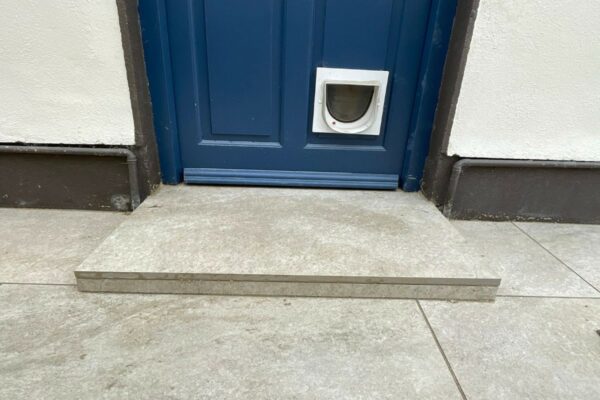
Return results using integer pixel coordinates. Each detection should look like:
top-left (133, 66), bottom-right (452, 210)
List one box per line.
top-left (515, 222), bottom-right (600, 293)
top-left (421, 297), bottom-right (600, 399)
top-left (451, 221), bottom-right (598, 297)
top-left (0, 285), bottom-right (462, 399)
top-left (0, 209), bottom-right (125, 284)
top-left (76, 186), bottom-right (498, 298)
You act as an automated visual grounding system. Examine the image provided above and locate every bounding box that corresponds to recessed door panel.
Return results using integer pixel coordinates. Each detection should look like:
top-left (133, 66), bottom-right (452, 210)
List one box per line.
top-left (204, 0), bottom-right (282, 139)
top-left (322, 0), bottom-right (395, 70)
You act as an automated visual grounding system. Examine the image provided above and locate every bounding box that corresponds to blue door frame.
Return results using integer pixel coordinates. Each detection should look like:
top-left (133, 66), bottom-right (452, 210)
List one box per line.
top-left (139, 0), bottom-right (457, 191)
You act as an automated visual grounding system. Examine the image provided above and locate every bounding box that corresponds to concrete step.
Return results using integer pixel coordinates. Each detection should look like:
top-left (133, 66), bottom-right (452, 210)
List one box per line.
top-left (75, 185), bottom-right (500, 300)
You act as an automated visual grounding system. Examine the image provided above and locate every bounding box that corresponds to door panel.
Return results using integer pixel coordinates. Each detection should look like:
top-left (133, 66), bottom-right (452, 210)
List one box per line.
top-left (162, 0), bottom-right (433, 187)
top-left (321, 0), bottom-right (394, 70)
top-left (204, 0), bottom-right (282, 139)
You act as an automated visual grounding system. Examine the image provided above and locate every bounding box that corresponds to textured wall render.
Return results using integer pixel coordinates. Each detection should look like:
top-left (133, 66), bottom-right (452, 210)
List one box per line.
top-left (448, 0), bottom-right (600, 161)
top-left (0, 0), bottom-right (134, 145)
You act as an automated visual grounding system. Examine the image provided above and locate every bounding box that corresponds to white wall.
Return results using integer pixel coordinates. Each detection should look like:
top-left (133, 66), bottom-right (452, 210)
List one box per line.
top-left (0, 0), bottom-right (135, 145)
top-left (447, 0), bottom-right (600, 161)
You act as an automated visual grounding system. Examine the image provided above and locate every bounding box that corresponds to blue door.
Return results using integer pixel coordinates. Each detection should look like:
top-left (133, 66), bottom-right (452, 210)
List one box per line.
top-left (140, 0), bottom-right (456, 189)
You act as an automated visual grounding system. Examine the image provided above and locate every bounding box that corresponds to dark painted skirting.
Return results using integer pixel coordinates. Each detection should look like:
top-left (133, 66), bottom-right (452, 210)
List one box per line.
top-left (185, 168), bottom-right (399, 190)
top-left (0, 1), bottom-right (161, 212)
top-left (0, 153), bottom-right (132, 211)
top-left (444, 159), bottom-right (600, 224)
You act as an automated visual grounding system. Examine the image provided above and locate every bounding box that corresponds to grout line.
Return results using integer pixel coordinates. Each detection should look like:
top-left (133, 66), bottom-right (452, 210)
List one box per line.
top-left (0, 282), bottom-right (76, 287)
top-left (511, 222), bottom-right (600, 294)
top-left (497, 294), bottom-right (600, 300)
top-left (416, 300), bottom-right (468, 400)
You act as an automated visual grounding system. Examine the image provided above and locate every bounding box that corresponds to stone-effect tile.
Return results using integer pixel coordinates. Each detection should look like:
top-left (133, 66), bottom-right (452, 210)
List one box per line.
top-left (142, 184), bottom-right (439, 211)
top-left (421, 297), bottom-right (600, 400)
top-left (0, 285), bottom-right (462, 400)
top-left (0, 209), bottom-right (126, 284)
top-left (451, 221), bottom-right (599, 297)
top-left (77, 186), bottom-right (498, 298)
top-left (516, 222), bottom-right (600, 293)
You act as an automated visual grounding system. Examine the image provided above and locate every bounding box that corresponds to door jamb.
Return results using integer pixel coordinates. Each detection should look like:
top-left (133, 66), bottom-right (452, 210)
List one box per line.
top-left (399, 0), bottom-right (458, 191)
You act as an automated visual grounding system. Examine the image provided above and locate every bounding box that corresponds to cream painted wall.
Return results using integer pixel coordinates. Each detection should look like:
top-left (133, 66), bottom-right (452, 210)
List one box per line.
top-left (0, 0), bottom-right (134, 145)
top-left (447, 0), bottom-right (600, 161)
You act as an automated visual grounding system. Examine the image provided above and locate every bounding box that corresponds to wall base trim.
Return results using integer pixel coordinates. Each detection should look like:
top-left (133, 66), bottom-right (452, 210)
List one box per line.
top-left (184, 168), bottom-right (399, 190)
top-left (0, 146), bottom-right (138, 211)
top-left (444, 158), bottom-right (600, 223)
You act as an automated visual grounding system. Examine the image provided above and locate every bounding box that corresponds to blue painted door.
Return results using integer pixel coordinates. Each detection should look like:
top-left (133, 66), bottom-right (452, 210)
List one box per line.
top-left (142, 0), bottom-right (439, 189)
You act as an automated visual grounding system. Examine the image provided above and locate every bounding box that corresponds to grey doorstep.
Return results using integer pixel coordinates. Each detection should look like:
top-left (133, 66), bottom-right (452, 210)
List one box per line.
top-left (76, 186), bottom-right (500, 300)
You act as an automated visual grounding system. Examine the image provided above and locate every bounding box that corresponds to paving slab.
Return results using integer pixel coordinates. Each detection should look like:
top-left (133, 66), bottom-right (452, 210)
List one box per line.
top-left (516, 222), bottom-right (600, 293)
top-left (76, 185), bottom-right (499, 300)
top-left (0, 285), bottom-right (463, 400)
top-left (0, 209), bottom-right (126, 284)
top-left (451, 221), bottom-right (599, 297)
top-left (420, 297), bottom-right (600, 400)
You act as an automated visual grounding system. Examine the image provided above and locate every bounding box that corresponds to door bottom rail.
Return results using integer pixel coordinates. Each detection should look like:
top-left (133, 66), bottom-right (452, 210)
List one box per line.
top-left (184, 168), bottom-right (399, 190)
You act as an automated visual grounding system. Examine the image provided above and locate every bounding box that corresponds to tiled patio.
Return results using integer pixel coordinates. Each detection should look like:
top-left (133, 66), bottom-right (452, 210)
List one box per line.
top-left (1, 193), bottom-right (599, 399)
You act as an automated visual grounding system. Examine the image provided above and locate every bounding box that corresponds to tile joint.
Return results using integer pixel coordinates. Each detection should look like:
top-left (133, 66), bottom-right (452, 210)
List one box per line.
top-left (511, 222), bottom-right (600, 294)
top-left (416, 300), bottom-right (468, 400)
